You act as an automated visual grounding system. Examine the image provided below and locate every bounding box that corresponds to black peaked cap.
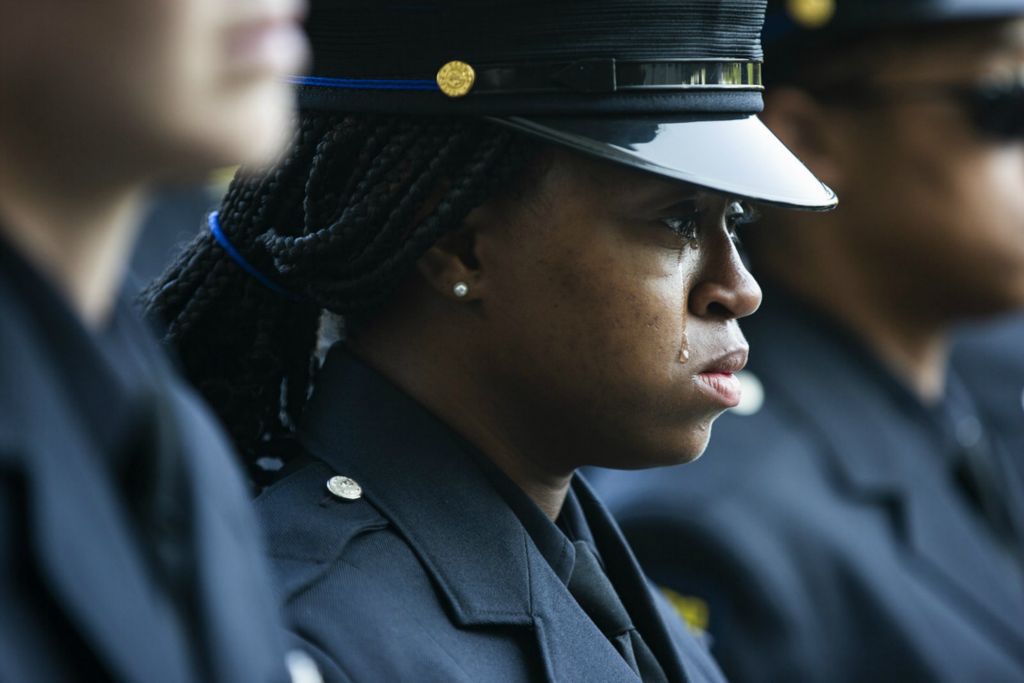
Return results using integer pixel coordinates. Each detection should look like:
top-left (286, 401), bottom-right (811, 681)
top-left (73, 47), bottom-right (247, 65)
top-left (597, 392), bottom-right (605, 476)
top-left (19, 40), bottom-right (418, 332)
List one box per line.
top-left (294, 0), bottom-right (837, 210)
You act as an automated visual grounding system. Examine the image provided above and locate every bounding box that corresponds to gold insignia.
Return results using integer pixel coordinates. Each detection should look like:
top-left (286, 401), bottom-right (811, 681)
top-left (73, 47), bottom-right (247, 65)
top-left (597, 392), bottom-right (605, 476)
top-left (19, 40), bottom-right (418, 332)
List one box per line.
top-left (787, 0), bottom-right (836, 29)
top-left (661, 587), bottom-right (710, 634)
top-left (436, 60), bottom-right (476, 98)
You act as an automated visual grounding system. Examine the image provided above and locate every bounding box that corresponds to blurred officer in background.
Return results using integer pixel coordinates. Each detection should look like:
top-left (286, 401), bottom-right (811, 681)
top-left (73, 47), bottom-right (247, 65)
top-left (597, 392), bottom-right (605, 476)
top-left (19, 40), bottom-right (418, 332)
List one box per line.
top-left (591, 1), bottom-right (1024, 681)
top-left (145, 0), bottom-right (835, 680)
top-left (955, 314), bottom-right (1024, 458)
top-left (0, 0), bottom-right (311, 681)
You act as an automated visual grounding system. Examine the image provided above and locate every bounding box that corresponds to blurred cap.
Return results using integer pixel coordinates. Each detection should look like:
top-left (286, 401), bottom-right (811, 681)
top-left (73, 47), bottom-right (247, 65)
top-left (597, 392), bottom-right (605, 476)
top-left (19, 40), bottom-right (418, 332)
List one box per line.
top-left (765, 0), bottom-right (1024, 53)
top-left (291, 0), bottom-right (837, 210)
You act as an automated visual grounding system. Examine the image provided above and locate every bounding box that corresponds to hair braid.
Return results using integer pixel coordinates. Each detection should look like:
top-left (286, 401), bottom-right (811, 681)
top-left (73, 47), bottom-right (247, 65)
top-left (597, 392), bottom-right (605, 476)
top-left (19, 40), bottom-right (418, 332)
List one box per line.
top-left (145, 111), bottom-right (540, 472)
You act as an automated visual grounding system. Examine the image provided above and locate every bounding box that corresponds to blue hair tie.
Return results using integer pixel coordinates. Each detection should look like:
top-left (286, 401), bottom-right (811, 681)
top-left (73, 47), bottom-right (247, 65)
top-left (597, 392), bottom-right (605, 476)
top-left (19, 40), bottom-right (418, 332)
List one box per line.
top-left (208, 212), bottom-right (303, 301)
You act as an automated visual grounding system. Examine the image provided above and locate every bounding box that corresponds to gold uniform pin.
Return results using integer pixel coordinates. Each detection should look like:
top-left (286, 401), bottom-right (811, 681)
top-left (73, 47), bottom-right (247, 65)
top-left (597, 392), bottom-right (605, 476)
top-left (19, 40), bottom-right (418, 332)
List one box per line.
top-left (661, 587), bottom-right (711, 635)
top-left (437, 60), bottom-right (476, 98)
top-left (787, 0), bottom-right (836, 29)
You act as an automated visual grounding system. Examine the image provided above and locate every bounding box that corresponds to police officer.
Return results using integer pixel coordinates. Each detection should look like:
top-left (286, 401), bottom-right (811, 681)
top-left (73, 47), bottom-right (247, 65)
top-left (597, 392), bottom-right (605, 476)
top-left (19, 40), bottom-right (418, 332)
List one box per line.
top-left (0, 1), bottom-right (311, 681)
top-left (591, 1), bottom-right (1024, 680)
top-left (144, 0), bottom-right (834, 680)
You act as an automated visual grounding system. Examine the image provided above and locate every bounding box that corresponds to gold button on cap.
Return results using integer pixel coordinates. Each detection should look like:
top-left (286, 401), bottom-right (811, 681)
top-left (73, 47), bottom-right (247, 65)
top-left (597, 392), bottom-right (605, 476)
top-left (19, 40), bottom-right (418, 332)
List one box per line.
top-left (787, 0), bottom-right (836, 29)
top-left (326, 475), bottom-right (363, 501)
top-left (437, 60), bottom-right (476, 98)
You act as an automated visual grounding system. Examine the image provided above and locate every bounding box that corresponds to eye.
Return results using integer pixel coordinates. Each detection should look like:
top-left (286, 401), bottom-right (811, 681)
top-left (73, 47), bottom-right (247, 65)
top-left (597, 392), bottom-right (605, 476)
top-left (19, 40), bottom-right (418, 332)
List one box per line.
top-left (725, 200), bottom-right (759, 242)
top-left (659, 216), bottom-right (700, 242)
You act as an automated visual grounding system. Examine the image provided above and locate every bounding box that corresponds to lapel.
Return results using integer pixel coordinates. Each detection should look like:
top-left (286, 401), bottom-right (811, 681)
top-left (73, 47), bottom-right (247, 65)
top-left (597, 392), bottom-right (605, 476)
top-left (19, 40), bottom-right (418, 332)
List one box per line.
top-left (748, 294), bottom-right (1024, 653)
top-left (0, 267), bottom-right (193, 683)
top-left (162, 382), bottom-right (290, 683)
top-left (13, 373), bottom-right (192, 683)
top-left (300, 348), bottom-right (659, 682)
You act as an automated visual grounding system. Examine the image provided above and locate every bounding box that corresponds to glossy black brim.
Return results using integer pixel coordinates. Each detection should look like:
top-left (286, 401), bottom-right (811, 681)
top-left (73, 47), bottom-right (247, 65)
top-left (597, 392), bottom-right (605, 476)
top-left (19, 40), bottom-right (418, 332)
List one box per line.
top-left (494, 114), bottom-right (838, 210)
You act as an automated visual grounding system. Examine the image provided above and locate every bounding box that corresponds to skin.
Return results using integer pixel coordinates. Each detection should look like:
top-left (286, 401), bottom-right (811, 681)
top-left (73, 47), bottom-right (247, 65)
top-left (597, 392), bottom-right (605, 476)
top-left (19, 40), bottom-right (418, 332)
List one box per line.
top-left (0, 0), bottom-right (307, 324)
top-left (353, 149), bottom-right (762, 519)
top-left (752, 18), bottom-right (1024, 401)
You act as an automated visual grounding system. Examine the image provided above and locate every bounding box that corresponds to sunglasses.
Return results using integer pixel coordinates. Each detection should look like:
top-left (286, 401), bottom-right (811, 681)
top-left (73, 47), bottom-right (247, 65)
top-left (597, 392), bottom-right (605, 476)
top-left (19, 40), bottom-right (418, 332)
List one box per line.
top-left (808, 76), bottom-right (1024, 140)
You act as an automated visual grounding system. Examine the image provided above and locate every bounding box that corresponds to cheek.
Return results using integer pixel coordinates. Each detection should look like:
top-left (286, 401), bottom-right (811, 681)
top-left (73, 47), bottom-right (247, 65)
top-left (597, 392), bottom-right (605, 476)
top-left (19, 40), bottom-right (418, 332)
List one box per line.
top-left (539, 240), bottom-right (691, 375)
top-left (854, 122), bottom-right (1024, 308)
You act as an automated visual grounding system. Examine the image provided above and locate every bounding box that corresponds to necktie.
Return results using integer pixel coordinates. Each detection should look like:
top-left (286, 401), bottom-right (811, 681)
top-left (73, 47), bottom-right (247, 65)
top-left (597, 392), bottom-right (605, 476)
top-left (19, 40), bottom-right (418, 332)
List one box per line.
top-left (568, 541), bottom-right (669, 683)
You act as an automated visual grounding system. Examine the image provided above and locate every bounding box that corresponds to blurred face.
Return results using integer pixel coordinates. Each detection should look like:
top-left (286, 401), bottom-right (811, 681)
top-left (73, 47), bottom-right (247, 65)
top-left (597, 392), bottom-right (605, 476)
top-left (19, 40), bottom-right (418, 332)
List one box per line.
top-left (470, 150), bottom-right (762, 471)
top-left (827, 19), bottom-right (1024, 318)
top-left (0, 0), bottom-right (306, 181)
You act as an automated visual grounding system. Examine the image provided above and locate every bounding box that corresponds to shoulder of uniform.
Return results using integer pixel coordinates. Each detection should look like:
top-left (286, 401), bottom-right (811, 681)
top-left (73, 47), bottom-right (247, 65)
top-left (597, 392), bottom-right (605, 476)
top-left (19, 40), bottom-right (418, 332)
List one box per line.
top-left (255, 460), bottom-right (389, 597)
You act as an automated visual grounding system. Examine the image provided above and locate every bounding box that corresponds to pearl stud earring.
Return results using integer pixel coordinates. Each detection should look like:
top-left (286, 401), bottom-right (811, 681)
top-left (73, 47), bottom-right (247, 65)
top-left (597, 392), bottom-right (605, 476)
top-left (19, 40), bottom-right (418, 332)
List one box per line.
top-left (453, 282), bottom-right (469, 298)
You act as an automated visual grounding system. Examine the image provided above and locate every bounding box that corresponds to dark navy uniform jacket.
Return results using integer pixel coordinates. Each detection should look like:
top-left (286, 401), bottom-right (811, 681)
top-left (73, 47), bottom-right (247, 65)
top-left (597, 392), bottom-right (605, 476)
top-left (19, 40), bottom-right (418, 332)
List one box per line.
top-left (0, 243), bottom-right (291, 682)
top-left (954, 315), bottom-right (1024, 460)
top-left (589, 287), bottom-right (1024, 683)
top-left (255, 346), bottom-right (726, 683)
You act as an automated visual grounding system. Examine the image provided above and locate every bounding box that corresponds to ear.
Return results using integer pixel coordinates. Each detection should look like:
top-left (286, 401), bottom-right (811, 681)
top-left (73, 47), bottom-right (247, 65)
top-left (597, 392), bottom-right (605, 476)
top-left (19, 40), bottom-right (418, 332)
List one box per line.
top-left (416, 221), bottom-right (484, 301)
top-left (761, 86), bottom-right (845, 190)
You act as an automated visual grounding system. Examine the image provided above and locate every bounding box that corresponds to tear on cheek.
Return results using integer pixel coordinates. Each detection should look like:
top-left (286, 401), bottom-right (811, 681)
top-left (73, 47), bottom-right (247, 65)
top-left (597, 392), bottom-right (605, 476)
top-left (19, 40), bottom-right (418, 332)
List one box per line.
top-left (678, 260), bottom-right (690, 364)
top-left (679, 333), bottom-right (690, 364)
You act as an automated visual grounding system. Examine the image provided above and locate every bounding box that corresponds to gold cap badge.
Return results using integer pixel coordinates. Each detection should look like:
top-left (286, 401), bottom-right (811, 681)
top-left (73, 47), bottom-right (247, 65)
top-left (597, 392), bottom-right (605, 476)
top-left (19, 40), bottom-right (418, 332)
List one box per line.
top-left (787, 0), bottom-right (836, 29)
top-left (436, 60), bottom-right (476, 98)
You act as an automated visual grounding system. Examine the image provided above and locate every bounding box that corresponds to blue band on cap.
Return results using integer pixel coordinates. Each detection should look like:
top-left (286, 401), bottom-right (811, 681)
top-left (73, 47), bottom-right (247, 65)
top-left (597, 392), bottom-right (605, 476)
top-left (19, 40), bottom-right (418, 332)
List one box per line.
top-left (289, 75), bottom-right (440, 91)
top-left (208, 212), bottom-right (303, 301)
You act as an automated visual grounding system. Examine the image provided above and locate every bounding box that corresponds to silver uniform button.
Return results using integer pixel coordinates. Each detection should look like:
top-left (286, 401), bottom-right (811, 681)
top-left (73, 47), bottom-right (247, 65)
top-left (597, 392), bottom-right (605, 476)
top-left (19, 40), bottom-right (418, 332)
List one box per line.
top-left (326, 475), bottom-right (363, 501)
top-left (285, 649), bottom-right (323, 683)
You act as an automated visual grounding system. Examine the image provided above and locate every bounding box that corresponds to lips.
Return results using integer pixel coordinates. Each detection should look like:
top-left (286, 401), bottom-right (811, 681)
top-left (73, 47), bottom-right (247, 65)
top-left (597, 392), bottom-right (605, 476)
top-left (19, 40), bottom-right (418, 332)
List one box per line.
top-left (694, 346), bottom-right (749, 408)
top-left (698, 347), bottom-right (749, 375)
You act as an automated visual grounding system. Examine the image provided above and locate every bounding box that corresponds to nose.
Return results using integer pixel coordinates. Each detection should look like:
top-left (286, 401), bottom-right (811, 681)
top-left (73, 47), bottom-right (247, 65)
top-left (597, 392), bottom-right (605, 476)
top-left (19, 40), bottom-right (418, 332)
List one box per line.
top-left (688, 226), bottom-right (762, 321)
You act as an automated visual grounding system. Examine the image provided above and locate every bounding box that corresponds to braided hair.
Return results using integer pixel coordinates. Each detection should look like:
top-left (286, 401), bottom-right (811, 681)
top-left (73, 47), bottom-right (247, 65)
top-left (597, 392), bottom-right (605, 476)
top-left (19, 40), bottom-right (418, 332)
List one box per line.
top-left (145, 111), bottom-right (540, 474)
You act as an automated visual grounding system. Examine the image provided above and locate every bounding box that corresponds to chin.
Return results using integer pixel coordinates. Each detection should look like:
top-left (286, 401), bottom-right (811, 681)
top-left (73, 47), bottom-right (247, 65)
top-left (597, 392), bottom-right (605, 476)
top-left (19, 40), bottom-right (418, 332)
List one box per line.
top-left (608, 422), bottom-right (715, 471)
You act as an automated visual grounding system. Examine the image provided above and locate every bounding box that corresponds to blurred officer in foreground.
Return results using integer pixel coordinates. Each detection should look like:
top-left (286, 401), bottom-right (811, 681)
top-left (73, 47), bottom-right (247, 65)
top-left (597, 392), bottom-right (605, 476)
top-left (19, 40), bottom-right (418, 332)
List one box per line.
top-left (0, 1), bottom-right (311, 681)
top-left (145, 0), bottom-right (835, 680)
top-left (592, 1), bottom-right (1024, 681)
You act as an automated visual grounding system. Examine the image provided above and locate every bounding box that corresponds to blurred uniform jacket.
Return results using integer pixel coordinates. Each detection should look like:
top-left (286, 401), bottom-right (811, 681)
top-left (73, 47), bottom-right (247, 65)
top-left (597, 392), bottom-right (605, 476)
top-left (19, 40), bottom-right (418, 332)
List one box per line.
top-left (256, 346), bottom-right (725, 683)
top-left (590, 284), bottom-right (1024, 683)
top-left (0, 243), bottom-right (291, 682)
top-left (954, 316), bottom-right (1024, 460)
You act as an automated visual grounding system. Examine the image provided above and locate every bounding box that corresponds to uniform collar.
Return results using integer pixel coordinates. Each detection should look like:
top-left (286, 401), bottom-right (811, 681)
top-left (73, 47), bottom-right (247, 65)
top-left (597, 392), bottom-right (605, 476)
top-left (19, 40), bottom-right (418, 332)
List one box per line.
top-left (298, 345), bottom-right (538, 626)
top-left (473, 449), bottom-right (578, 586)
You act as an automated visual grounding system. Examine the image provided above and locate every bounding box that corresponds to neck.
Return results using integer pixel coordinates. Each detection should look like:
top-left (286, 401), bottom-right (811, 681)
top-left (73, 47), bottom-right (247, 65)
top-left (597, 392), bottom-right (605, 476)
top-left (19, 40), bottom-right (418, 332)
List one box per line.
top-left (762, 255), bottom-right (950, 403)
top-left (351, 315), bottom-right (573, 521)
top-left (0, 169), bottom-right (145, 327)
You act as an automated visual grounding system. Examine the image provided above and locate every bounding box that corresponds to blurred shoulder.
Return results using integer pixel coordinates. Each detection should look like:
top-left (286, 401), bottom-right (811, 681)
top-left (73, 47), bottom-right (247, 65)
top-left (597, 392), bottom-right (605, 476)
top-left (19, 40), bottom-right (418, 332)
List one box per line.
top-left (590, 398), bottom-right (823, 518)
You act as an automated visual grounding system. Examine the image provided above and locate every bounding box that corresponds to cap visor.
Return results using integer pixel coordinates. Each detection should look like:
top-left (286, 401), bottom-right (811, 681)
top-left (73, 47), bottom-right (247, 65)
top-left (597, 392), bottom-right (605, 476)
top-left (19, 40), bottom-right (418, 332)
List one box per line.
top-left (494, 114), bottom-right (837, 210)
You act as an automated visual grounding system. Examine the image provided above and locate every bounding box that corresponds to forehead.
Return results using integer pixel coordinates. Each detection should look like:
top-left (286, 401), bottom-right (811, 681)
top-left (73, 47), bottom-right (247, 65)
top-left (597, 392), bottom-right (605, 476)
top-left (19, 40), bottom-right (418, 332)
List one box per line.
top-left (537, 147), bottom-right (704, 208)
